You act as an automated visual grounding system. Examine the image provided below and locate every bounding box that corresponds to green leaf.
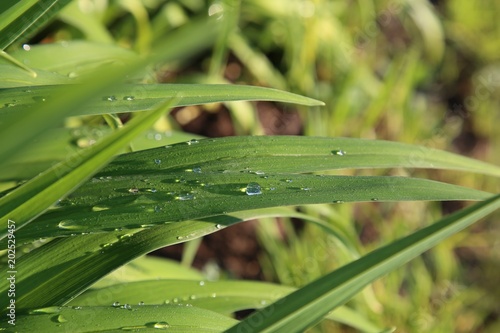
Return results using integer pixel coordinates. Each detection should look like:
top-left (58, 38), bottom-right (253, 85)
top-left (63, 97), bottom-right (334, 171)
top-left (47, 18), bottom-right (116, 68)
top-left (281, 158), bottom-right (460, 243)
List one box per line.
top-left (0, 83), bottom-right (325, 117)
top-left (0, 0), bottom-right (73, 50)
top-left (71, 279), bottom-right (383, 333)
top-left (12, 173), bottom-right (491, 244)
top-left (8, 305), bottom-right (238, 332)
top-left (225, 194), bottom-right (500, 333)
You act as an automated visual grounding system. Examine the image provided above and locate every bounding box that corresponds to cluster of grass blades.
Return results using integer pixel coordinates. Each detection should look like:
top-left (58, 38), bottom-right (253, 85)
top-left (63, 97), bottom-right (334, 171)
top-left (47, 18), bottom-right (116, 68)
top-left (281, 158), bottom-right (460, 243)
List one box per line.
top-left (1, 1), bottom-right (499, 332)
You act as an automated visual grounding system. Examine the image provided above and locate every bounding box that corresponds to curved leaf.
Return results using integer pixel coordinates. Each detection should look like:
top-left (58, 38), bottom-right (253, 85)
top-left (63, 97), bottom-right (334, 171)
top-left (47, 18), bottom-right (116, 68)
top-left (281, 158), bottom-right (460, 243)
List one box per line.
top-left (0, 83), bottom-right (325, 118)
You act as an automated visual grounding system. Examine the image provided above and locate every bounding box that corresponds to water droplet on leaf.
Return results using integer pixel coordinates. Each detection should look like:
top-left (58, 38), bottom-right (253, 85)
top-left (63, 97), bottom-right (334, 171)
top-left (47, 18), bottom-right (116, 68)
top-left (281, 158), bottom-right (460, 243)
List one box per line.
top-left (175, 193), bottom-right (195, 200)
top-left (56, 314), bottom-right (67, 323)
top-left (57, 220), bottom-right (82, 230)
top-left (29, 306), bottom-right (61, 314)
top-left (153, 322), bottom-right (170, 329)
top-left (92, 205), bottom-right (109, 212)
top-left (332, 150), bottom-right (346, 156)
top-left (245, 182), bottom-right (262, 196)
top-left (123, 96), bottom-right (135, 101)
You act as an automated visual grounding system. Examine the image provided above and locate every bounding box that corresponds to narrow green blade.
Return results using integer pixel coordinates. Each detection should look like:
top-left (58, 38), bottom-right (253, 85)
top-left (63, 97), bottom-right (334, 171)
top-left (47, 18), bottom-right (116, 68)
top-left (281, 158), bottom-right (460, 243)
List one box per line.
top-left (0, 83), bottom-right (324, 117)
top-left (11, 174), bottom-right (491, 244)
top-left (225, 194), bottom-right (500, 333)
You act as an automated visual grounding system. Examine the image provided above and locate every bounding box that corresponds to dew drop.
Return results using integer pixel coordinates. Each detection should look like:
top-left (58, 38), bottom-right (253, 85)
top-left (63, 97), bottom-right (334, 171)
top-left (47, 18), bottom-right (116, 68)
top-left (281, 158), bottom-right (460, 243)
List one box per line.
top-left (146, 188), bottom-right (157, 193)
top-left (177, 236), bottom-right (184, 240)
top-left (215, 224), bottom-right (222, 229)
top-left (72, 306), bottom-right (82, 310)
top-left (123, 96), bottom-right (135, 101)
top-left (301, 187), bottom-right (311, 191)
top-left (29, 306), bottom-right (61, 314)
top-left (138, 301), bottom-right (145, 306)
top-left (33, 96), bottom-right (47, 102)
top-left (112, 301), bottom-right (120, 307)
top-left (333, 200), bottom-right (344, 204)
top-left (193, 167), bottom-right (202, 173)
top-left (119, 234), bottom-right (133, 240)
top-left (210, 293), bottom-right (217, 298)
top-left (56, 314), bottom-right (67, 323)
top-left (57, 220), bottom-right (82, 230)
top-left (154, 159), bottom-right (162, 165)
top-left (92, 205), bottom-right (110, 212)
top-left (100, 243), bottom-right (113, 249)
top-left (104, 96), bottom-right (117, 102)
top-left (128, 188), bottom-right (140, 194)
top-left (121, 325), bottom-right (147, 331)
top-left (332, 149), bottom-right (346, 156)
top-left (245, 182), bottom-right (262, 196)
top-left (199, 281), bottom-right (205, 286)
top-left (22, 44), bottom-right (31, 51)
top-left (164, 145), bottom-right (172, 149)
top-left (371, 198), bottom-right (379, 201)
top-left (175, 193), bottom-right (195, 201)
top-left (186, 139), bottom-right (199, 145)
top-left (154, 133), bottom-right (162, 141)
top-left (121, 304), bottom-right (132, 310)
top-left (153, 322), bottom-right (170, 329)
top-left (285, 179), bottom-right (293, 183)
top-left (3, 103), bottom-right (16, 107)
top-left (68, 72), bottom-right (78, 79)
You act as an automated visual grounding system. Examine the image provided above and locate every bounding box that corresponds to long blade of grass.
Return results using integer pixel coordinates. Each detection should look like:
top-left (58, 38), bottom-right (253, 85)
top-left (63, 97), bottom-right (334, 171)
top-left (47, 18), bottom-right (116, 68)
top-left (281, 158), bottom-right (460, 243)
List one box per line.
top-left (0, 83), bottom-right (324, 118)
top-left (11, 174), bottom-right (491, 244)
top-left (225, 194), bottom-right (500, 333)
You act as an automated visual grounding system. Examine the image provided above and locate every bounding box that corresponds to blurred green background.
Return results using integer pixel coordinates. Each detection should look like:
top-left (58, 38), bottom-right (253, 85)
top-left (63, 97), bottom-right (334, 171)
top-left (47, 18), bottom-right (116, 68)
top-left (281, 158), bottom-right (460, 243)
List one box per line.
top-left (12, 0), bottom-right (500, 331)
